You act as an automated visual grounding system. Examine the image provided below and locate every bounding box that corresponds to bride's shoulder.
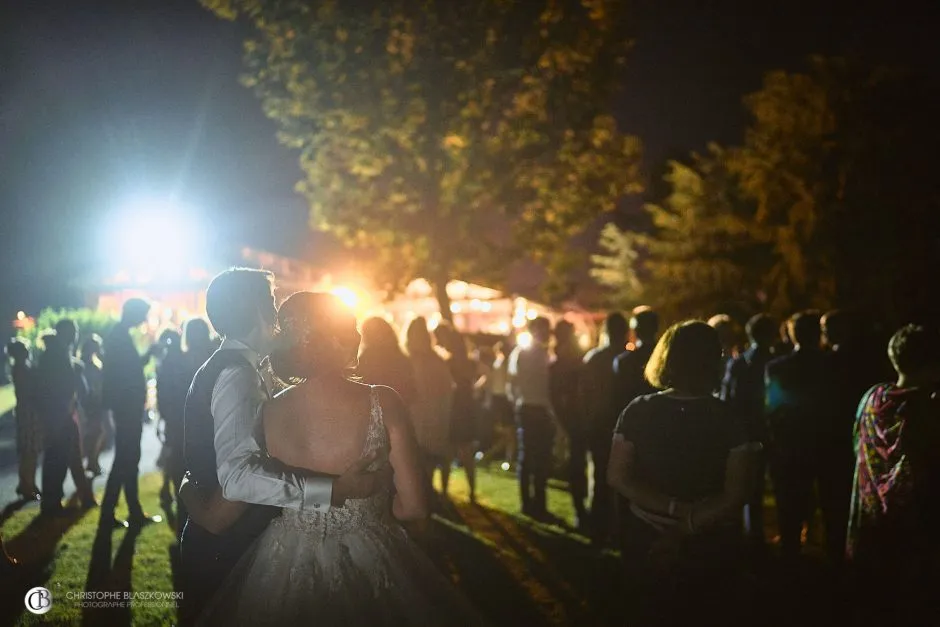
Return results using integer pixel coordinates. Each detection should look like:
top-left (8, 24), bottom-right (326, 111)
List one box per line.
top-left (368, 385), bottom-right (406, 422)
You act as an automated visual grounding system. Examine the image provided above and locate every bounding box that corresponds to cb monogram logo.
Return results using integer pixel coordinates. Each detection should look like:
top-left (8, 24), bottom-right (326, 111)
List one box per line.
top-left (25, 587), bottom-right (53, 615)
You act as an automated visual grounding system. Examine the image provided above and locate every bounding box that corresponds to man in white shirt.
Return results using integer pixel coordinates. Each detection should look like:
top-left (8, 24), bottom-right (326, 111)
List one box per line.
top-left (179, 268), bottom-right (382, 623)
top-left (507, 316), bottom-right (555, 520)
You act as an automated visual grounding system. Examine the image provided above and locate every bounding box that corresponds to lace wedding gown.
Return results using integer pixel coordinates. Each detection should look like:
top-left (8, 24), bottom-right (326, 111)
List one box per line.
top-left (198, 387), bottom-right (486, 626)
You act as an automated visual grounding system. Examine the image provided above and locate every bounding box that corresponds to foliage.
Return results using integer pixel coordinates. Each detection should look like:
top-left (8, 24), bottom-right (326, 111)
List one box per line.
top-left (202, 0), bottom-right (642, 313)
top-left (16, 308), bottom-right (118, 355)
top-left (589, 222), bottom-right (643, 307)
top-left (594, 56), bottom-right (940, 322)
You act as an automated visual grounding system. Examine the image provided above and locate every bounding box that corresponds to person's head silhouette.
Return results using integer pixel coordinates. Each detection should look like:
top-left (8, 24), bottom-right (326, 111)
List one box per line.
top-left (529, 317), bottom-right (552, 345)
top-left (54, 319), bottom-right (78, 352)
top-left (604, 312), bottom-right (628, 348)
top-left (745, 313), bottom-right (777, 348)
top-left (5, 338), bottom-right (30, 365)
top-left (787, 311), bottom-right (822, 351)
top-left (630, 306), bottom-right (659, 346)
top-left (645, 320), bottom-right (723, 395)
top-left (205, 268), bottom-right (277, 354)
top-left (121, 298), bottom-right (151, 328)
top-left (404, 317), bottom-right (433, 356)
top-left (183, 318), bottom-right (213, 355)
top-left (361, 317), bottom-right (401, 354)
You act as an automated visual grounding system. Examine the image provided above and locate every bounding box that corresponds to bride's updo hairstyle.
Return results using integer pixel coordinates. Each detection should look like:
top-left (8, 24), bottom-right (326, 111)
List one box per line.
top-left (270, 292), bottom-right (361, 384)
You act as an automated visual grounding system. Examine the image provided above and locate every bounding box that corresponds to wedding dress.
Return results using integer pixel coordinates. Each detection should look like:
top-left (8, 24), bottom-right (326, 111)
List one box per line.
top-left (198, 387), bottom-right (486, 626)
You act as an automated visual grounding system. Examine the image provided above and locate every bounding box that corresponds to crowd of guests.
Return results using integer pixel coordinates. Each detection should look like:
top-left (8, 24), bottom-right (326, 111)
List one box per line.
top-left (352, 305), bottom-right (937, 622)
top-left (3, 298), bottom-right (219, 533)
top-left (4, 298), bottom-right (938, 623)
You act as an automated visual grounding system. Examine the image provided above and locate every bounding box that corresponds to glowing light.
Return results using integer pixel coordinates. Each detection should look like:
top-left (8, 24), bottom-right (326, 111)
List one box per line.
top-left (16, 311), bottom-right (25, 321)
top-left (496, 321), bottom-right (511, 334)
top-left (500, 462), bottom-right (511, 471)
top-left (331, 286), bottom-right (359, 310)
top-left (481, 301), bottom-right (492, 312)
top-left (474, 451), bottom-right (484, 461)
top-left (578, 334), bottom-right (592, 349)
top-left (428, 312), bottom-right (442, 331)
top-left (516, 331), bottom-right (533, 349)
top-left (107, 198), bottom-right (202, 282)
top-left (526, 308), bottom-right (538, 320)
top-left (450, 302), bottom-right (462, 313)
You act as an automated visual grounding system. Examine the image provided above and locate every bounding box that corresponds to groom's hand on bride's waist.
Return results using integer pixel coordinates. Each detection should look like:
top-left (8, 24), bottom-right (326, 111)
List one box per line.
top-left (331, 451), bottom-right (392, 507)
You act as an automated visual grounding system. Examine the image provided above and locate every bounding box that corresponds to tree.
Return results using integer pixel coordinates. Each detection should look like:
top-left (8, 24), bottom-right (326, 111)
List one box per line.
top-left (596, 56), bottom-right (940, 322)
top-left (727, 56), bottom-right (940, 319)
top-left (203, 0), bottom-right (642, 317)
top-left (589, 222), bottom-right (643, 307)
top-left (593, 146), bottom-right (767, 320)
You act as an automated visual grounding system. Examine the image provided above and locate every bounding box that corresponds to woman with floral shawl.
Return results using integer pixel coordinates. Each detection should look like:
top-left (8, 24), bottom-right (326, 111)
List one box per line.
top-left (848, 323), bottom-right (939, 622)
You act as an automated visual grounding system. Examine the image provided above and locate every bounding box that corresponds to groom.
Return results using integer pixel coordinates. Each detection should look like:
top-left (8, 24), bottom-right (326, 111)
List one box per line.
top-left (179, 268), bottom-right (383, 624)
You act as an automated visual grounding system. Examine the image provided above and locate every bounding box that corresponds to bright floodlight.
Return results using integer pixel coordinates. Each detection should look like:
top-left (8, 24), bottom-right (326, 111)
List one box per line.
top-left (330, 286), bottom-right (359, 310)
top-left (516, 331), bottom-right (533, 349)
top-left (109, 198), bottom-right (200, 280)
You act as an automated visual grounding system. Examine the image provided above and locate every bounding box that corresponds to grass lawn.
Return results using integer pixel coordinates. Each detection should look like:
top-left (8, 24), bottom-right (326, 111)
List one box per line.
top-left (0, 385), bottom-right (16, 419)
top-left (0, 463), bottom-right (600, 627)
top-left (1, 473), bottom-right (178, 627)
top-left (1, 459), bottom-right (834, 627)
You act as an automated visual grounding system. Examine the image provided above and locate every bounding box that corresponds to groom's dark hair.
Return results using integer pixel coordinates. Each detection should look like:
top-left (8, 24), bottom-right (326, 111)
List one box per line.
top-left (205, 268), bottom-right (276, 339)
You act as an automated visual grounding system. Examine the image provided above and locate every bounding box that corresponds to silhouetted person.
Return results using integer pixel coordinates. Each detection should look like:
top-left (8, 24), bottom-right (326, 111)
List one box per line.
top-left (847, 324), bottom-right (940, 625)
top-left (612, 306), bottom-right (660, 552)
top-left (776, 319), bottom-right (793, 356)
top-left (157, 328), bottom-right (189, 510)
top-left (550, 320), bottom-right (587, 529)
top-left (480, 340), bottom-right (515, 467)
top-left (177, 270), bottom-right (383, 625)
top-left (183, 318), bottom-right (215, 374)
top-left (708, 314), bottom-right (742, 375)
top-left (765, 311), bottom-right (836, 560)
top-left (613, 306), bottom-right (660, 416)
top-left (79, 335), bottom-right (106, 477)
top-left (101, 298), bottom-right (159, 529)
top-left (171, 317), bottom-right (216, 533)
top-left (404, 316), bottom-right (454, 498)
top-left (55, 319), bottom-right (97, 506)
top-left (721, 313), bottom-right (777, 556)
top-left (608, 320), bottom-right (752, 625)
top-left (582, 311), bottom-right (628, 546)
top-left (819, 310), bottom-right (888, 565)
top-left (508, 317), bottom-right (556, 520)
top-left (38, 328), bottom-right (94, 515)
top-left (6, 339), bottom-right (41, 500)
top-left (434, 321), bottom-right (477, 502)
top-left (358, 317), bottom-right (417, 405)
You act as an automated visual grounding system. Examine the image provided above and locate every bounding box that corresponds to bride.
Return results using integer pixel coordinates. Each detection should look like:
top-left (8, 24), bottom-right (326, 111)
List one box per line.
top-left (186, 292), bottom-right (485, 626)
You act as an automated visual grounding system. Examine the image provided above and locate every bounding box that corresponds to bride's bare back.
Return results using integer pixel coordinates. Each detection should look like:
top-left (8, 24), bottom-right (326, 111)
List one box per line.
top-left (262, 378), bottom-right (428, 521)
top-left (263, 379), bottom-right (375, 476)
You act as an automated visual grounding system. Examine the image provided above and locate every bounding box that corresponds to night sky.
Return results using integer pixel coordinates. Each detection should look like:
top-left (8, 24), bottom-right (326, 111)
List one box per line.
top-left (1, 0), bottom-right (936, 318)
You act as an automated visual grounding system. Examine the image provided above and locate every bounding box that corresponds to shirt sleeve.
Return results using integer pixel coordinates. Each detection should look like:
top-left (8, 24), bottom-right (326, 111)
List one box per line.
top-left (212, 365), bottom-right (333, 511)
top-left (613, 396), bottom-right (645, 441)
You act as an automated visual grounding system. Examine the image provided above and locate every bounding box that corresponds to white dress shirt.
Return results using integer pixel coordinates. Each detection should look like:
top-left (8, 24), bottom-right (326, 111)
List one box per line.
top-left (212, 338), bottom-right (333, 511)
top-left (507, 343), bottom-right (554, 413)
top-left (487, 355), bottom-right (510, 399)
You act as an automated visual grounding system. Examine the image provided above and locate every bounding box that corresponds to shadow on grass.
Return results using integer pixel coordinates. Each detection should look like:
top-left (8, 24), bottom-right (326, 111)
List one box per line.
top-left (0, 508), bottom-right (90, 627)
top-left (422, 498), bottom-right (624, 627)
top-left (0, 498), bottom-right (33, 525)
top-left (82, 525), bottom-right (142, 627)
